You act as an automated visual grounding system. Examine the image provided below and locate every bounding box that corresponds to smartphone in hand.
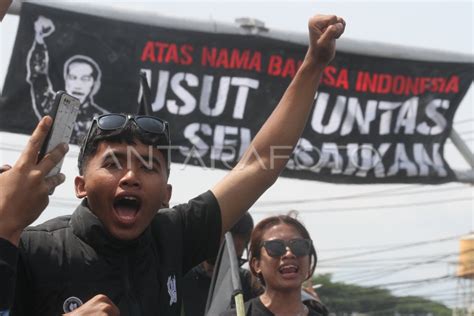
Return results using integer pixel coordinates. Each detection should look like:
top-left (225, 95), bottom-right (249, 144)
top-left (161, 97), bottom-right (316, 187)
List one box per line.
top-left (38, 91), bottom-right (80, 182)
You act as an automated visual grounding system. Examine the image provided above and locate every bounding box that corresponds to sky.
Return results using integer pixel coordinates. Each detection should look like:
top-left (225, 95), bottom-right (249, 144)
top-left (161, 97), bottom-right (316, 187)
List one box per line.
top-left (0, 0), bottom-right (473, 310)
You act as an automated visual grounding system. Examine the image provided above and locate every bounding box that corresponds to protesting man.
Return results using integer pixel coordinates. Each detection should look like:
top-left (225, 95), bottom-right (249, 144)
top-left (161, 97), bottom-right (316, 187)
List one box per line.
top-left (0, 14), bottom-right (345, 316)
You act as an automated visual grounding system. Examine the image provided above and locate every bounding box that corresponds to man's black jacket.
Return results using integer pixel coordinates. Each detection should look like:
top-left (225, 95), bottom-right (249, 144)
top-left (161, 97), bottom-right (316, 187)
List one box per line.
top-left (0, 191), bottom-right (221, 316)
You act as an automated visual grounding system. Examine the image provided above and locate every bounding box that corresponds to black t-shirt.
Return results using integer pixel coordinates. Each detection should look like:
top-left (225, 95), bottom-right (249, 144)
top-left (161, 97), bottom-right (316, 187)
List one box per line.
top-left (0, 191), bottom-right (221, 316)
top-left (221, 297), bottom-right (324, 316)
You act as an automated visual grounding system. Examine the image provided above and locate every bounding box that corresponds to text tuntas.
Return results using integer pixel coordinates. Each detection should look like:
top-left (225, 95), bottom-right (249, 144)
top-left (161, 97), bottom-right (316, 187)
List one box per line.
top-left (311, 92), bottom-right (451, 136)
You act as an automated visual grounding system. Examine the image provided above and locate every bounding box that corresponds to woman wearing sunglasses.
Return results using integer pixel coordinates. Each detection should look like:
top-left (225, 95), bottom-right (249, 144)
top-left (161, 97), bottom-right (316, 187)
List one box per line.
top-left (222, 213), bottom-right (322, 316)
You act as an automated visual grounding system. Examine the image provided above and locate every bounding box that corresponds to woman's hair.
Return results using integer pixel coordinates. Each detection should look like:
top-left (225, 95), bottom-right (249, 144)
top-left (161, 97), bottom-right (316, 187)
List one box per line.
top-left (249, 211), bottom-right (317, 286)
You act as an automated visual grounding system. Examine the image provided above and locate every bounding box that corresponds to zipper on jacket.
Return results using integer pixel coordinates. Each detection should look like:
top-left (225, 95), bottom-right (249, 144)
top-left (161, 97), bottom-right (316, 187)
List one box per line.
top-left (122, 255), bottom-right (142, 315)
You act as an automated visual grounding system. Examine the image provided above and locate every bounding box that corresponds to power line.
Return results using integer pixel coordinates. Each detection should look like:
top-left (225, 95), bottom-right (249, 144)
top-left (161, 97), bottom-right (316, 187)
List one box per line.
top-left (386, 279), bottom-right (457, 294)
top-left (254, 184), bottom-right (471, 207)
top-left (398, 287), bottom-right (467, 299)
top-left (254, 185), bottom-right (416, 207)
top-left (169, 185), bottom-right (421, 206)
top-left (139, 183), bottom-right (471, 209)
top-left (320, 235), bottom-right (463, 263)
top-left (255, 196), bottom-right (473, 214)
top-left (341, 251), bottom-right (468, 284)
top-left (319, 249), bottom-right (458, 259)
top-left (319, 260), bottom-right (451, 270)
top-left (318, 252), bottom-right (461, 272)
top-left (331, 259), bottom-right (454, 281)
top-left (372, 274), bottom-right (454, 288)
top-left (327, 253), bottom-right (467, 284)
top-left (455, 118), bottom-right (474, 125)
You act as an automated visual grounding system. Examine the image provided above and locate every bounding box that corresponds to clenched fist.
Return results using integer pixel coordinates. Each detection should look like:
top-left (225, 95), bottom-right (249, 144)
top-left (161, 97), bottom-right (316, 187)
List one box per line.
top-left (64, 294), bottom-right (120, 316)
top-left (306, 14), bottom-right (346, 67)
top-left (34, 15), bottom-right (55, 44)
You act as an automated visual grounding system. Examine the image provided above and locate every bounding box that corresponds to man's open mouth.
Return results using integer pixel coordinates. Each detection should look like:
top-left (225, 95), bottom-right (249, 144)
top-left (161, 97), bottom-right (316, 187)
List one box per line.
top-left (113, 196), bottom-right (142, 224)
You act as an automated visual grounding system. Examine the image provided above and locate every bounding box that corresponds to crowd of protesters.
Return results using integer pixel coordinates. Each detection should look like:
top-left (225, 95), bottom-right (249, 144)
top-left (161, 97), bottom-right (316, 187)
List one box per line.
top-left (0, 2), bottom-right (344, 314)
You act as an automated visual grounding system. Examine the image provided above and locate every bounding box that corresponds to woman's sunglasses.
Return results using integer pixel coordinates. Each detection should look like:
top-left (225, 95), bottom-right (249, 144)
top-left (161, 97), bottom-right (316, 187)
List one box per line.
top-left (261, 239), bottom-right (312, 258)
top-left (79, 113), bottom-right (170, 161)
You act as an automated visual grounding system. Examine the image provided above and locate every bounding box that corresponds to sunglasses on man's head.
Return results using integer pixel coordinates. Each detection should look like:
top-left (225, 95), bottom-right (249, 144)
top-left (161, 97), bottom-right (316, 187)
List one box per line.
top-left (94, 114), bottom-right (169, 135)
top-left (79, 113), bottom-right (170, 162)
top-left (261, 239), bottom-right (312, 258)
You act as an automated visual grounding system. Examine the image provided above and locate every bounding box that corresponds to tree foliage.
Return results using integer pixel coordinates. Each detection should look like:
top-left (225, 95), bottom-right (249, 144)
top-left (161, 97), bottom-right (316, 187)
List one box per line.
top-left (313, 274), bottom-right (451, 316)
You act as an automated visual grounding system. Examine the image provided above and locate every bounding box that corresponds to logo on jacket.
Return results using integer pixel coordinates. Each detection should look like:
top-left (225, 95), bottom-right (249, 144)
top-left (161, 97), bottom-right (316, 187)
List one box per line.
top-left (167, 275), bottom-right (177, 306)
top-left (63, 296), bottom-right (83, 313)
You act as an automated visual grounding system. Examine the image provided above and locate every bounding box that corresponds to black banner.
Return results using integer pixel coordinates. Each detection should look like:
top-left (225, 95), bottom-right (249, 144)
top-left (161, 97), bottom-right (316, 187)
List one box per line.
top-left (1, 3), bottom-right (473, 183)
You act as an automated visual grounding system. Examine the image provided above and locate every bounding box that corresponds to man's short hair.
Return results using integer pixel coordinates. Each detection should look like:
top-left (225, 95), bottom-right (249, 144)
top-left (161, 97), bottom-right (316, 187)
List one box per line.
top-left (230, 212), bottom-right (254, 240)
top-left (78, 121), bottom-right (170, 177)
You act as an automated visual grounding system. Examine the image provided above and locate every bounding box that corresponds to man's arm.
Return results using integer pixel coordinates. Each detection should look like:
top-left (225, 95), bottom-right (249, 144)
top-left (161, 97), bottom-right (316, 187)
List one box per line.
top-left (0, 117), bottom-right (67, 311)
top-left (212, 14), bottom-right (345, 234)
top-left (26, 16), bottom-right (56, 118)
top-left (0, 116), bottom-right (68, 246)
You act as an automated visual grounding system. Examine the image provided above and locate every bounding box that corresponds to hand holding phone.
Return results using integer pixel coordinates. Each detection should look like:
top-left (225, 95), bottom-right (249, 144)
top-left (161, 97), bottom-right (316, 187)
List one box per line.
top-left (38, 91), bottom-right (80, 180)
top-left (0, 117), bottom-right (68, 246)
